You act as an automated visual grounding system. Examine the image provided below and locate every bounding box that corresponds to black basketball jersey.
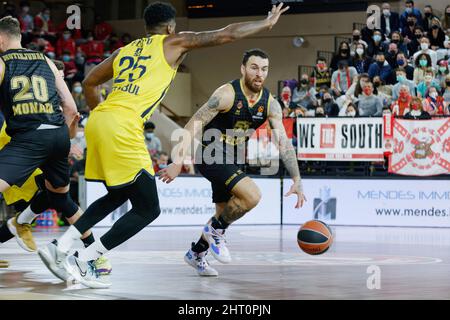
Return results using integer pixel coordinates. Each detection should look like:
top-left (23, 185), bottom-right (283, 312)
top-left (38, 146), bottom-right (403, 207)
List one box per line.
top-left (202, 79), bottom-right (271, 151)
top-left (0, 49), bottom-right (65, 136)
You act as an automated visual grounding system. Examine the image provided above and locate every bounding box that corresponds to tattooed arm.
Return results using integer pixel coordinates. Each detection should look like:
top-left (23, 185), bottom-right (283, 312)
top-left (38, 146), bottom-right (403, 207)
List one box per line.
top-left (159, 84), bottom-right (234, 183)
top-left (163, 3), bottom-right (289, 68)
top-left (268, 98), bottom-right (306, 208)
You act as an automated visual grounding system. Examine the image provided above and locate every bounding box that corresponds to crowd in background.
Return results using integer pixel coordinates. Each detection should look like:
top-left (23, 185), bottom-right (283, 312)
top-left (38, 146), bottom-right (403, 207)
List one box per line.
top-left (280, 1), bottom-right (450, 120)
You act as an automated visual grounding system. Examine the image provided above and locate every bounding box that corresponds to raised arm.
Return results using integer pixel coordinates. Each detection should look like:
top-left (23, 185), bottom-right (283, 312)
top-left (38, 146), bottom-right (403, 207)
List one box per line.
top-left (164, 3), bottom-right (289, 67)
top-left (82, 49), bottom-right (120, 110)
top-left (159, 83), bottom-right (234, 183)
top-left (268, 97), bottom-right (306, 208)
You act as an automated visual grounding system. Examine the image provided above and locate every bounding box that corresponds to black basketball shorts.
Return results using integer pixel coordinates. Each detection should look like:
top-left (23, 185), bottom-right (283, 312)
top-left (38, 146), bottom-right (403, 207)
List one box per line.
top-left (0, 125), bottom-right (71, 189)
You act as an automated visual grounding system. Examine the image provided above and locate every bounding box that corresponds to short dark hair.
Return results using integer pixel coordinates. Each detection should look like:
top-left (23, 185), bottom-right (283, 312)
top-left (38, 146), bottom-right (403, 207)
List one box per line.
top-left (0, 16), bottom-right (21, 38)
top-left (144, 121), bottom-right (155, 130)
top-left (143, 2), bottom-right (176, 30)
top-left (406, 0), bottom-right (414, 6)
top-left (316, 56), bottom-right (327, 63)
top-left (242, 48), bottom-right (269, 65)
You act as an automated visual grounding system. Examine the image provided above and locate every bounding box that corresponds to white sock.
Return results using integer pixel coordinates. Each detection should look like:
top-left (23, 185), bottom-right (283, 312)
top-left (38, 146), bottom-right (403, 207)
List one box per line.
top-left (57, 225), bottom-right (82, 253)
top-left (78, 240), bottom-right (109, 262)
top-left (17, 206), bottom-right (38, 224)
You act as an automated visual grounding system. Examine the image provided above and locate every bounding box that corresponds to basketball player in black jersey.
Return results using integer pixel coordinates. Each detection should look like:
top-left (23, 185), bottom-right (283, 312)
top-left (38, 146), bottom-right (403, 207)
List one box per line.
top-left (0, 17), bottom-right (110, 277)
top-left (160, 49), bottom-right (306, 276)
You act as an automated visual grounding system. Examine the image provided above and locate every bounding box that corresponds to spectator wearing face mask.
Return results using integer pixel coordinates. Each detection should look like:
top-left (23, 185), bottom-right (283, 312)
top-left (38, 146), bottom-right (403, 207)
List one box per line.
top-left (62, 50), bottom-right (77, 81)
top-left (279, 85), bottom-right (296, 111)
top-left (356, 82), bottom-right (383, 116)
top-left (293, 74), bottom-right (317, 110)
top-left (18, 1), bottom-right (33, 33)
top-left (413, 54), bottom-right (433, 85)
top-left (350, 29), bottom-right (368, 56)
top-left (311, 57), bottom-right (332, 91)
top-left (393, 68), bottom-right (416, 100)
top-left (395, 52), bottom-right (414, 80)
top-left (422, 86), bottom-right (445, 115)
top-left (72, 82), bottom-right (88, 115)
top-left (352, 43), bottom-right (373, 74)
top-left (404, 97), bottom-right (431, 119)
top-left (94, 15), bottom-right (112, 42)
top-left (80, 31), bottom-right (104, 65)
top-left (56, 30), bottom-right (76, 58)
top-left (34, 7), bottom-right (56, 38)
top-left (400, 1), bottom-right (423, 31)
top-left (407, 26), bottom-right (424, 54)
top-left (443, 75), bottom-right (450, 110)
top-left (368, 52), bottom-right (394, 84)
top-left (412, 37), bottom-right (437, 69)
top-left (330, 41), bottom-right (353, 72)
top-left (320, 92), bottom-right (339, 116)
top-left (342, 102), bottom-right (359, 117)
top-left (331, 60), bottom-right (358, 97)
top-left (428, 18), bottom-right (446, 50)
top-left (416, 69), bottom-right (440, 98)
top-left (384, 43), bottom-right (400, 68)
top-left (422, 5), bottom-right (439, 33)
top-left (380, 3), bottom-right (400, 37)
top-left (367, 30), bottom-right (385, 58)
top-left (385, 31), bottom-right (408, 56)
top-left (144, 122), bottom-right (162, 156)
top-left (436, 60), bottom-right (449, 88)
top-left (153, 152), bottom-right (169, 173)
top-left (401, 14), bottom-right (418, 41)
top-left (391, 84), bottom-right (413, 116)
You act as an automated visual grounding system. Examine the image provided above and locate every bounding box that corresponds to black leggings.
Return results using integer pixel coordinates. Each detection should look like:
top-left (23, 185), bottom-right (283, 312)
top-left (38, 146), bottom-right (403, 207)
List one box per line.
top-left (74, 173), bottom-right (161, 250)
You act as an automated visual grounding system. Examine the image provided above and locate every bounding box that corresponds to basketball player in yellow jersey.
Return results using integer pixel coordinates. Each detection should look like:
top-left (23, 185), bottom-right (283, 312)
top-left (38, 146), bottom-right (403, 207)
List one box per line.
top-left (39, 2), bottom-right (290, 288)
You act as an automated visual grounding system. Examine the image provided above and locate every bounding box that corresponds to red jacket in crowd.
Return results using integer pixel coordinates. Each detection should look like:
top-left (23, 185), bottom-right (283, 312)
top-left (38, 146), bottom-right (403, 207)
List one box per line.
top-left (56, 37), bottom-right (76, 58)
top-left (94, 22), bottom-right (113, 41)
top-left (81, 41), bottom-right (104, 59)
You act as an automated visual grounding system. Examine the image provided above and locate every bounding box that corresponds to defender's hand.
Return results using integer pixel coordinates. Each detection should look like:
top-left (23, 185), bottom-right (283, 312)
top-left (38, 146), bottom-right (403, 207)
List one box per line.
top-left (68, 112), bottom-right (81, 139)
top-left (158, 163), bottom-right (183, 184)
top-left (285, 183), bottom-right (307, 209)
top-left (267, 2), bottom-right (290, 29)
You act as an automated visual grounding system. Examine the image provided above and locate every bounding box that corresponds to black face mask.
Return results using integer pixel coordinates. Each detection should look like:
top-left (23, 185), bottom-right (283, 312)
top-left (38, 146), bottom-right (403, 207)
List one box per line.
top-left (424, 12), bottom-right (432, 18)
top-left (341, 48), bottom-right (349, 54)
top-left (391, 39), bottom-right (399, 44)
top-left (353, 35), bottom-right (360, 41)
top-left (446, 81), bottom-right (450, 86)
top-left (300, 79), bottom-right (308, 85)
top-left (315, 113), bottom-right (325, 117)
top-left (373, 82), bottom-right (381, 88)
top-left (431, 25), bottom-right (439, 30)
top-left (415, 34), bottom-right (422, 39)
top-left (377, 61), bottom-right (384, 67)
top-left (323, 98), bottom-right (332, 103)
top-left (408, 21), bottom-right (415, 26)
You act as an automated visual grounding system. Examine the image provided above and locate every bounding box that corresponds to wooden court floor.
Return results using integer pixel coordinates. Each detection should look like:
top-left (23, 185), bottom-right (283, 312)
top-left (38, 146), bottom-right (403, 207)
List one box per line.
top-left (0, 225), bottom-right (449, 300)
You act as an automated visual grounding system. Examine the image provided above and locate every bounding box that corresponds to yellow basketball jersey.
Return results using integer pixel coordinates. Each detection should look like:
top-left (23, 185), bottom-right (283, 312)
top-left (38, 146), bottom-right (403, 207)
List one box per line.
top-left (96, 34), bottom-right (177, 122)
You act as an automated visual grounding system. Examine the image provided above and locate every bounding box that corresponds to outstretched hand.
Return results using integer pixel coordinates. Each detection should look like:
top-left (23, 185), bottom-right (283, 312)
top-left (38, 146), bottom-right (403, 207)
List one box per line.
top-left (267, 2), bottom-right (290, 29)
top-left (285, 183), bottom-right (307, 209)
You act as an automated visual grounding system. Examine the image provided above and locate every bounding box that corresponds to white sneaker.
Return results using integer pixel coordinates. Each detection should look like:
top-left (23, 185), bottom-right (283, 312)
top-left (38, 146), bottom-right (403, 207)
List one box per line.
top-left (64, 255), bottom-right (111, 289)
top-left (184, 247), bottom-right (218, 277)
top-left (202, 223), bottom-right (231, 264)
top-left (37, 240), bottom-right (68, 281)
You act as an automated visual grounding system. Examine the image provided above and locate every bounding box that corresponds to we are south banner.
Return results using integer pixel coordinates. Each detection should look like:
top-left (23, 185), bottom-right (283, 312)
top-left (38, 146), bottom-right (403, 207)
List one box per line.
top-left (296, 117), bottom-right (384, 161)
top-left (389, 118), bottom-right (450, 176)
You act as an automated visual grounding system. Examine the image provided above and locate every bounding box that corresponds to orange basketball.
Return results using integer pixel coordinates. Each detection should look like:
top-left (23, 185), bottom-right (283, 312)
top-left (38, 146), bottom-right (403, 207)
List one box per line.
top-left (297, 220), bottom-right (333, 255)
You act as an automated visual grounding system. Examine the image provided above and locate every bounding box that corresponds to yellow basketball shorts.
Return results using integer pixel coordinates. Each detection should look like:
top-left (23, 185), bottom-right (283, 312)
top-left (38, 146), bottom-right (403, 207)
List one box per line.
top-left (84, 107), bottom-right (155, 188)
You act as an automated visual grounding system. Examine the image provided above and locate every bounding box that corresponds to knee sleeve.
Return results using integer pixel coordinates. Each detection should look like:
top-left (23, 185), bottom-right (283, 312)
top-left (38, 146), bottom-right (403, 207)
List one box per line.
top-left (30, 191), bottom-right (50, 214)
top-left (47, 191), bottom-right (78, 218)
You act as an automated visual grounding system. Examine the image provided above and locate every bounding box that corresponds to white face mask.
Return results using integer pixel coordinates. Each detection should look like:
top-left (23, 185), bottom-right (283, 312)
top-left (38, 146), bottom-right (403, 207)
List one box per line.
top-left (420, 43), bottom-right (429, 50)
top-left (347, 111), bottom-right (356, 117)
top-left (383, 9), bottom-right (390, 16)
top-left (356, 48), bottom-right (364, 56)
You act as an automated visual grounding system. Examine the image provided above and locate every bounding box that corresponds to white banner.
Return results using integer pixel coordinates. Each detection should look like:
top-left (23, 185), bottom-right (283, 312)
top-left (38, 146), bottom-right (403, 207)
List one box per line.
top-left (297, 117), bottom-right (385, 161)
top-left (389, 118), bottom-right (450, 176)
top-left (86, 177), bottom-right (281, 227)
top-left (283, 178), bottom-right (450, 227)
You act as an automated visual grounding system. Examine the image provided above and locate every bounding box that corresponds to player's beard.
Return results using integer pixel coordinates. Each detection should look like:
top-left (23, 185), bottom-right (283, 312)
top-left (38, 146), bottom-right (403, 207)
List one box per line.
top-left (244, 74), bottom-right (264, 94)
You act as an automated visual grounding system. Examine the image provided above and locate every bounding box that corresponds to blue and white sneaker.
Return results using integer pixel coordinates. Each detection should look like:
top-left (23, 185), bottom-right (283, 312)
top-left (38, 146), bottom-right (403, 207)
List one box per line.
top-left (64, 255), bottom-right (111, 289)
top-left (202, 223), bottom-right (231, 264)
top-left (184, 245), bottom-right (218, 277)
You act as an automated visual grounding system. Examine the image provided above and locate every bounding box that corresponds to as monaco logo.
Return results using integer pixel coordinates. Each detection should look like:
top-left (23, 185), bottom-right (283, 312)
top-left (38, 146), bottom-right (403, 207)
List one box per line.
top-left (389, 119), bottom-right (450, 176)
